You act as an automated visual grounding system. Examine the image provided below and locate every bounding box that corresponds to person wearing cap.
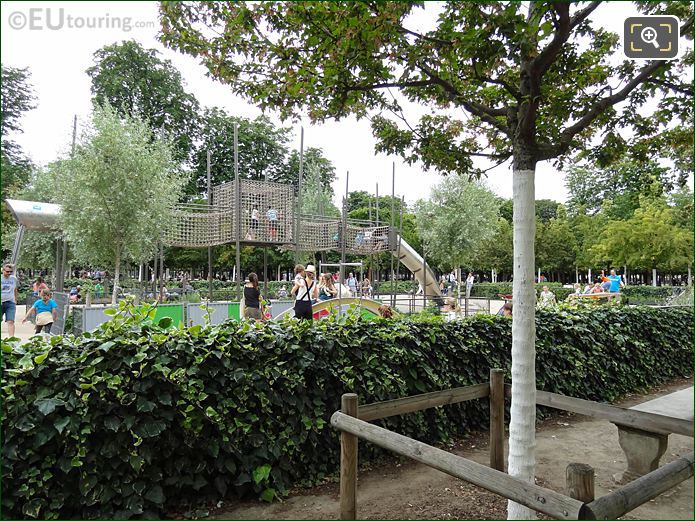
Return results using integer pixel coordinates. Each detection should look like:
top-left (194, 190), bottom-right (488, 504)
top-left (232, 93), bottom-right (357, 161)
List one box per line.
top-left (305, 265), bottom-right (319, 304)
top-left (291, 264), bottom-right (318, 320)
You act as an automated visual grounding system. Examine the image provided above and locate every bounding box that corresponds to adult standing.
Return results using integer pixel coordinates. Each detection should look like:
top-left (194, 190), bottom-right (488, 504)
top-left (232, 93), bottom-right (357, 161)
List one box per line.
top-left (291, 264), bottom-right (317, 320)
top-left (606, 269), bottom-right (624, 293)
top-left (243, 272), bottom-right (263, 320)
top-left (361, 277), bottom-right (373, 298)
top-left (1, 263), bottom-right (18, 337)
top-left (448, 270), bottom-right (457, 294)
top-left (305, 265), bottom-right (319, 304)
top-left (346, 272), bottom-right (357, 296)
top-left (32, 276), bottom-right (49, 297)
top-left (465, 272), bottom-right (475, 299)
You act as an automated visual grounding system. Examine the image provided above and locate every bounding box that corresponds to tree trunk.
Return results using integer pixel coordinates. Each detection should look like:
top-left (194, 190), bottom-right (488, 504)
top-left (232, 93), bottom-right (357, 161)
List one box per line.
top-left (507, 168), bottom-right (537, 520)
top-left (588, 268), bottom-right (592, 283)
top-left (111, 245), bottom-right (121, 305)
top-left (652, 268), bottom-right (657, 287)
top-left (688, 265), bottom-right (692, 287)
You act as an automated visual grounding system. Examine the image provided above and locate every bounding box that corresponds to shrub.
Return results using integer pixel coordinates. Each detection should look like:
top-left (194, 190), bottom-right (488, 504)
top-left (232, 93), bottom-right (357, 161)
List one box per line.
top-left (470, 282), bottom-right (574, 301)
top-left (2, 304), bottom-right (691, 519)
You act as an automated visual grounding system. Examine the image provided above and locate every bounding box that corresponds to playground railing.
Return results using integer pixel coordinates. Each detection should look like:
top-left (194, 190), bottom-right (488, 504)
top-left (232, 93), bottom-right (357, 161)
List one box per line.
top-left (332, 368), bottom-right (694, 520)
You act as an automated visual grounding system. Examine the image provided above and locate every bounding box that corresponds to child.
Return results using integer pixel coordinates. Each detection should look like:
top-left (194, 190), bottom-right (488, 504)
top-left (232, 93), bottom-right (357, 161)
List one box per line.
top-left (23, 289), bottom-right (58, 334)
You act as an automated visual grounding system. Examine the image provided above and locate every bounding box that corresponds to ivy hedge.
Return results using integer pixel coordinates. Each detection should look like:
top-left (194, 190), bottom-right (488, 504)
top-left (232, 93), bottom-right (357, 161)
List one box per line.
top-left (2, 304), bottom-right (692, 519)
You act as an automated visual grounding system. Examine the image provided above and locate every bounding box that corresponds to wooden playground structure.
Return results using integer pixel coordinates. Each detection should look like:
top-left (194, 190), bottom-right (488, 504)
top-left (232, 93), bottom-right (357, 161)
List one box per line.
top-left (332, 369), bottom-right (694, 520)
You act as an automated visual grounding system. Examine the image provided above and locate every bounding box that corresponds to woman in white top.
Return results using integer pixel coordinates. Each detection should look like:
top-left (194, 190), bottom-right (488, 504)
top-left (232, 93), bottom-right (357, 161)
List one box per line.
top-left (291, 264), bottom-right (318, 320)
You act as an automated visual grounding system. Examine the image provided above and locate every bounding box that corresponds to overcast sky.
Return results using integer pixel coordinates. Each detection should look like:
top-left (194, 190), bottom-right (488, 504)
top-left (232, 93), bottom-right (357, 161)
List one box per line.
top-left (1, 1), bottom-right (691, 206)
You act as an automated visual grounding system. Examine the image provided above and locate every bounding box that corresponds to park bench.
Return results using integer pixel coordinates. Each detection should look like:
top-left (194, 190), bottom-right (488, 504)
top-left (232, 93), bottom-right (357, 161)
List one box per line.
top-left (613, 386), bottom-right (694, 483)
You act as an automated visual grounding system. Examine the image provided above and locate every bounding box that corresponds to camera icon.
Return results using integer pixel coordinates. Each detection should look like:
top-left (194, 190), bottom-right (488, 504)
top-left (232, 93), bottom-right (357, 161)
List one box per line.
top-left (624, 16), bottom-right (680, 59)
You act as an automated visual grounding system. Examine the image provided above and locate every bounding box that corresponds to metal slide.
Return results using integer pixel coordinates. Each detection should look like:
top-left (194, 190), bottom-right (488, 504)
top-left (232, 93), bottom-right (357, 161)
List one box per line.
top-left (393, 234), bottom-right (442, 298)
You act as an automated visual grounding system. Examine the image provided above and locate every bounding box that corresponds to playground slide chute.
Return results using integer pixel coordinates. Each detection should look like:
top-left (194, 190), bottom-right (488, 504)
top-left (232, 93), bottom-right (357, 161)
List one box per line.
top-left (393, 234), bottom-right (442, 298)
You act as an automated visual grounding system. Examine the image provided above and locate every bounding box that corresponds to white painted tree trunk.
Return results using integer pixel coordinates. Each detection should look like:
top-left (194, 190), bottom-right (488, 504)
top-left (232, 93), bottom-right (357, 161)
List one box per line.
top-left (537, 267), bottom-right (540, 284)
top-left (688, 265), bottom-right (692, 287)
top-left (588, 268), bottom-right (592, 283)
top-left (575, 267), bottom-right (579, 284)
top-left (652, 268), bottom-right (657, 287)
top-left (507, 169), bottom-right (537, 520)
top-left (111, 247), bottom-right (121, 305)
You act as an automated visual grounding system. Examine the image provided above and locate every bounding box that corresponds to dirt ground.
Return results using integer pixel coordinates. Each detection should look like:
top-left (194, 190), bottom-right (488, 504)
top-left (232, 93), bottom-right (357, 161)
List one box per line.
top-left (204, 378), bottom-right (693, 521)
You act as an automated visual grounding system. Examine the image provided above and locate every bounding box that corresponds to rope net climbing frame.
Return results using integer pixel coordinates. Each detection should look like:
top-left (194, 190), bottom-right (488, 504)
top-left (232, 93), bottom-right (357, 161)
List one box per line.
top-left (163, 178), bottom-right (396, 254)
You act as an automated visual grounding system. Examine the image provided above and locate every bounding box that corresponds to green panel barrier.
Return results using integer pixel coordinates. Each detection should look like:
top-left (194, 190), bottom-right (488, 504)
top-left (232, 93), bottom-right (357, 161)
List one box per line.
top-left (360, 308), bottom-right (378, 320)
top-left (154, 304), bottom-right (184, 327)
top-left (228, 302), bottom-right (241, 321)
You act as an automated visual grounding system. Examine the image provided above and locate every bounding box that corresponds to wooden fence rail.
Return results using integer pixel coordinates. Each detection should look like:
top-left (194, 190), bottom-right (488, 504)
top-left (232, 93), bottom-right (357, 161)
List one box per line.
top-left (504, 384), bottom-right (693, 437)
top-left (331, 410), bottom-right (584, 520)
top-left (334, 373), bottom-right (693, 520)
top-left (582, 452), bottom-right (694, 519)
top-left (357, 382), bottom-right (489, 421)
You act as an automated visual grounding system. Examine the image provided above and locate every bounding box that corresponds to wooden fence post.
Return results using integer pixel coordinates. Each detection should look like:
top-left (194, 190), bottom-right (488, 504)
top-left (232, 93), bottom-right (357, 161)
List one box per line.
top-left (566, 463), bottom-right (595, 503)
top-left (489, 368), bottom-right (505, 472)
top-left (340, 393), bottom-right (358, 520)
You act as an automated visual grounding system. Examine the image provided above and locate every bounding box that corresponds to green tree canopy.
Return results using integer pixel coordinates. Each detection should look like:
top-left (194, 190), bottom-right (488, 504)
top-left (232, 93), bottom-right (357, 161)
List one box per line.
top-left (87, 40), bottom-right (200, 163)
top-left (565, 160), bottom-right (683, 218)
top-left (54, 105), bottom-right (187, 303)
top-left (415, 177), bottom-right (499, 270)
top-left (190, 108), bottom-right (336, 197)
top-left (1, 65), bottom-right (36, 193)
top-left (592, 196), bottom-right (693, 271)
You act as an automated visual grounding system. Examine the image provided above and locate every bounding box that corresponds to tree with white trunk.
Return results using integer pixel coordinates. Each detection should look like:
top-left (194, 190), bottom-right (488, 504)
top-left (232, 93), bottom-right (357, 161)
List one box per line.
top-left (159, 2), bottom-right (693, 517)
top-left (54, 104), bottom-right (186, 304)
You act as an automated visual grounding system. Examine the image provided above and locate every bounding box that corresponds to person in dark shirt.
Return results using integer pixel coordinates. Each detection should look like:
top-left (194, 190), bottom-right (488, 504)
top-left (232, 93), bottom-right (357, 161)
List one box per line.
top-left (243, 273), bottom-right (263, 320)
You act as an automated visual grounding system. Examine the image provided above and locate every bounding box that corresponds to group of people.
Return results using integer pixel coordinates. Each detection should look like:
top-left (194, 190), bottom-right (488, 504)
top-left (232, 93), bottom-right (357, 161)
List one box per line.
top-left (538, 269), bottom-right (626, 308)
top-left (437, 271), bottom-right (476, 298)
top-left (1, 264), bottom-right (59, 336)
top-left (247, 205), bottom-right (281, 241)
top-left (570, 269), bottom-right (626, 298)
top-left (242, 264), bottom-right (379, 321)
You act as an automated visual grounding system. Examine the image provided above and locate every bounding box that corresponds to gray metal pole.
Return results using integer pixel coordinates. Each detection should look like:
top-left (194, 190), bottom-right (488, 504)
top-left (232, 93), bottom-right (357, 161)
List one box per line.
top-left (264, 247), bottom-right (268, 295)
top-left (60, 240), bottom-right (67, 293)
top-left (339, 173), bottom-right (349, 301)
top-left (390, 163), bottom-right (396, 306)
top-left (375, 183), bottom-right (379, 283)
top-left (207, 150), bottom-right (213, 301)
top-left (234, 123), bottom-right (241, 300)
top-left (159, 242), bottom-right (164, 303)
top-left (395, 196), bottom-right (404, 310)
top-left (295, 127), bottom-right (304, 265)
top-left (10, 224), bottom-right (25, 266)
top-left (423, 248), bottom-right (427, 310)
top-left (71, 115), bottom-right (77, 156)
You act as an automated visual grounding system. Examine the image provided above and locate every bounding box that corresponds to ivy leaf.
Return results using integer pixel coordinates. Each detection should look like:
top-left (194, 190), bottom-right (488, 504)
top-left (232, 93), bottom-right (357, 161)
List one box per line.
top-left (133, 420), bottom-right (166, 438)
top-left (252, 464), bottom-right (271, 485)
top-left (145, 485), bottom-right (165, 505)
top-left (53, 416), bottom-right (70, 434)
top-left (34, 398), bottom-right (65, 416)
top-left (158, 317), bottom-right (173, 328)
top-left (260, 488), bottom-right (276, 503)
